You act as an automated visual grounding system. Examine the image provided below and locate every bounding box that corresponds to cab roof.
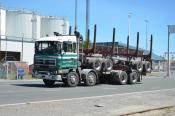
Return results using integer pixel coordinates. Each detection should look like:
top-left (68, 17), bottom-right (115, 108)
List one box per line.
top-left (36, 35), bottom-right (77, 42)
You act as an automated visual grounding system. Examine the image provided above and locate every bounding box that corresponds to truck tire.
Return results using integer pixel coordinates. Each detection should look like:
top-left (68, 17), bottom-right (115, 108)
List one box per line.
top-left (128, 71), bottom-right (138, 84)
top-left (93, 59), bottom-right (102, 71)
top-left (145, 61), bottom-right (151, 72)
top-left (136, 61), bottom-right (143, 72)
top-left (85, 71), bottom-right (97, 86)
top-left (43, 79), bottom-right (55, 87)
top-left (118, 71), bottom-right (128, 85)
top-left (137, 72), bottom-right (142, 82)
top-left (132, 61), bottom-right (143, 72)
top-left (66, 72), bottom-right (79, 87)
top-left (105, 58), bottom-right (113, 71)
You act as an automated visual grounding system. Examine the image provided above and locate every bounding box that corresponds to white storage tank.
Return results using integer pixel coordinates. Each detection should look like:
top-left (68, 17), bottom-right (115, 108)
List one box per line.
top-left (41, 16), bottom-right (69, 37)
top-left (0, 8), bottom-right (6, 39)
top-left (6, 10), bottom-right (41, 41)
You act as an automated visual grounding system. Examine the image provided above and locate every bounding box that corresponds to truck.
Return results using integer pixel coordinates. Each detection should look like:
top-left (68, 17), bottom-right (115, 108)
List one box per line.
top-left (33, 24), bottom-right (152, 87)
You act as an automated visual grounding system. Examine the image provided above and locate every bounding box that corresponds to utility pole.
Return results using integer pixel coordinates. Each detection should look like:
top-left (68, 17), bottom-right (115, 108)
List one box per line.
top-left (145, 20), bottom-right (148, 50)
top-left (0, 11), bottom-right (1, 60)
top-left (32, 11), bottom-right (37, 41)
top-left (21, 33), bottom-right (24, 61)
top-left (167, 26), bottom-right (170, 77)
top-left (86, 0), bottom-right (90, 41)
top-left (74, 0), bottom-right (77, 32)
top-left (0, 11), bottom-right (1, 52)
top-left (128, 12), bottom-right (132, 40)
top-left (167, 25), bottom-right (175, 77)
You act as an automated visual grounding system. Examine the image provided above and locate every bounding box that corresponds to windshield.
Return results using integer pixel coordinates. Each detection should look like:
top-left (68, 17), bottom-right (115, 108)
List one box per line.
top-left (35, 41), bottom-right (61, 54)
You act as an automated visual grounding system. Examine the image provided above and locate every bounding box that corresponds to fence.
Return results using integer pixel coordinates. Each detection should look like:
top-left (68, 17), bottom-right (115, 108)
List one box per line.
top-left (152, 60), bottom-right (175, 77)
top-left (0, 63), bottom-right (6, 79)
top-left (0, 61), bottom-right (29, 80)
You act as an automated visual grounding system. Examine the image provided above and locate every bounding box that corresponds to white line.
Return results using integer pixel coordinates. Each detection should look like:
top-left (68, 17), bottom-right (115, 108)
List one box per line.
top-left (0, 91), bottom-right (14, 94)
top-left (103, 87), bottom-right (117, 90)
top-left (44, 89), bottom-right (60, 92)
top-left (0, 88), bottom-right (175, 107)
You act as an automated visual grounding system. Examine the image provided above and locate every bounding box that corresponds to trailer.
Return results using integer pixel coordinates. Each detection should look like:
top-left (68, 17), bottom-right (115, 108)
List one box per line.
top-left (33, 24), bottom-right (152, 87)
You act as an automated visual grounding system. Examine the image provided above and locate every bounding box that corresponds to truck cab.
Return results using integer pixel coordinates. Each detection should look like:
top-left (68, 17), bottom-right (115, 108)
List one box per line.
top-left (33, 36), bottom-right (79, 86)
top-left (33, 35), bottom-right (98, 87)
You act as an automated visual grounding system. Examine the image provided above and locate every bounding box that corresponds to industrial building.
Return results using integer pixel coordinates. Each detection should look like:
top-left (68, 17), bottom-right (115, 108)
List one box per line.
top-left (0, 8), bottom-right (69, 65)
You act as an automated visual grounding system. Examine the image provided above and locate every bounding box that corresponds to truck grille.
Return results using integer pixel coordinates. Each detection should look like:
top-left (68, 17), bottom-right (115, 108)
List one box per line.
top-left (35, 59), bottom-right (56, 66)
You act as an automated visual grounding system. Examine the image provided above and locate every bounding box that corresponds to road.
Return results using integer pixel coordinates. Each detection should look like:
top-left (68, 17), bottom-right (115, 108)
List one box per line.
top-left (0, 76), bottom-right (175, 106)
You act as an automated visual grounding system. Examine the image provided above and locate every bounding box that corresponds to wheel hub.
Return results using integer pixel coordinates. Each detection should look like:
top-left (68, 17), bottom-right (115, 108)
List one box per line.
top-left (88, 76), bottom-right (94, 83)
top-left (70, 75), bottom-right (76, 84)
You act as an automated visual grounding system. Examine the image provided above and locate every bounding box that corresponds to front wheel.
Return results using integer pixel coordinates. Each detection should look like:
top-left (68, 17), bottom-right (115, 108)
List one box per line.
top-left (84, 71), bottom-right (97, 86)
top-left (43, 79), bottom-right (55, 87)
top-left (65, 72), bottom-right (79, 87)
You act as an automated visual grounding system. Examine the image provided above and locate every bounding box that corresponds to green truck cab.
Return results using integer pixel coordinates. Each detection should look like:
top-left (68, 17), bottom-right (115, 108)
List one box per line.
top-left (33, 35), bottom-right (98, 87)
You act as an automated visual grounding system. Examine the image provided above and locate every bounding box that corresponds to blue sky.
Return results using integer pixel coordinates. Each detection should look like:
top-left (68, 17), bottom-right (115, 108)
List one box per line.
top-left (1, 0), bottom-right (175, 57)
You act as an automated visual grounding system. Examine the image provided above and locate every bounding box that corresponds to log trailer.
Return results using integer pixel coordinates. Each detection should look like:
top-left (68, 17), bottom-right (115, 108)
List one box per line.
top-left (33, 24), bottom-right (152, 87)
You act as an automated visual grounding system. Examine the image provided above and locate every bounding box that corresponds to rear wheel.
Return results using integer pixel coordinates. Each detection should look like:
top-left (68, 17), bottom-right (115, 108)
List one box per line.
top-left (128, 71), bottom-right (138, 84)
top-left (84, 71), bottom-right (97, 86)
top-left (105, 59), bottom-right (113, 71)
top-left (145, 61), bottom-right (151, 72)
top-left (117, 71), bottom-right (128, 85)
top-left (136, 61), bottom-right (143, 72)
top-left (137, 72), bottom-right (142, 82)
top-left (66, 72), bottom-right (79, 87)
top-left (43, 79), bottom-right (55, 87)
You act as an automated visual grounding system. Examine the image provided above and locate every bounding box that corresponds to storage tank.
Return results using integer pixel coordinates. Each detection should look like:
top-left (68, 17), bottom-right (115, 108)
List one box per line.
top-left (6, 10), bottom-right (41, 41)
top-left (41, 16), bottom-right (69, 37)
top-left (0, 8), bottom-right (6, 39)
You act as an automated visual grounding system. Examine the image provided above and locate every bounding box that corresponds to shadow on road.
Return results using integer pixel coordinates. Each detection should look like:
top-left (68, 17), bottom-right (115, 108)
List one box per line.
top-left (11, 83), bottom-right (65, 88)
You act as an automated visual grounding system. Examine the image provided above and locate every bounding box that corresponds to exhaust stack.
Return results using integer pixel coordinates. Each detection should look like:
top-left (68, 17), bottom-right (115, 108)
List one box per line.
top-left (126, 35), bottom-right (129, 55)
top-left (69, 26), bottom-right (72, 35)
top-left (112, 28), bottom-right (116, 56)
top-left (92, 24), bottom-right (97, 53)
top-left (149, 34), bottom-right (153, 59)
top-left (135, 32), bottom-right (139, 57)
top-left (86, 29), bottom-right (90, 49)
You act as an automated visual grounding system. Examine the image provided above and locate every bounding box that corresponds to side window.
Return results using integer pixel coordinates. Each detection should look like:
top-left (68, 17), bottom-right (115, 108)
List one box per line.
top-left (63, 42), bottom-right (68, 52)
top-left (67, 44), bottom-right (72, 52)
top-left (73, 43), bottom-right (76, 53)
top-left (63, 42), bottom-right (74, 52)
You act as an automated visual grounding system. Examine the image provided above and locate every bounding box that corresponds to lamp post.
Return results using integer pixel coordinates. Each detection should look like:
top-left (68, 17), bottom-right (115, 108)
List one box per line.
top-left (128, 12), bottom-right (132, 39)
top-left (0, 11), bottom-right (1, 52)
top-left (85, 0), bottom-right (90, 41)
top-left (145, 20), bottom-right (148, 50)
top-left (74, 0), bottom-right (77, 32)
top-left (167, 26), bottom-right (170, 77)
top-left (167, 25), bottom-right (175, 77)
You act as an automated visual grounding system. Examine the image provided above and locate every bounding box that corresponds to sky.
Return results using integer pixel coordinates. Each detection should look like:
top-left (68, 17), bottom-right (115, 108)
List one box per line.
top-left (0, 0), bottom-right (175, 57)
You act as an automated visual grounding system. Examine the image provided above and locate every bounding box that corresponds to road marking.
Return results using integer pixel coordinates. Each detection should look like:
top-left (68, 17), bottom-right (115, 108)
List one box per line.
top-left (0, 91), bottom-right (14, 94)
top-left (0, 88), bottom-right (175, 107)
top-left (44, 89), bottom-right (60, 92)
top-left (103, 87), bottom-right (118, 90)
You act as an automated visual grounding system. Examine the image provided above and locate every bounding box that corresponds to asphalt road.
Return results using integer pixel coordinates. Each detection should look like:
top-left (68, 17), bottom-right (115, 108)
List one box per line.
top-left (0, 76), bottom-right (175, 106)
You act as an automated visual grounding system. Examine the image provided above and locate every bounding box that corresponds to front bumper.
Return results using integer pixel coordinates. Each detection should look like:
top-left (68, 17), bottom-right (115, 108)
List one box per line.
top-left (34, 71), bottom-right (62, 81)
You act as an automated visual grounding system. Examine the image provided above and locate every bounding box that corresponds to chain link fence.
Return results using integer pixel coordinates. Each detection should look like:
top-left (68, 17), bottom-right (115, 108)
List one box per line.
top-left (0, 61), bottom-right (30, 80)
top-left (152, 60), bottom-right (175, 77)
